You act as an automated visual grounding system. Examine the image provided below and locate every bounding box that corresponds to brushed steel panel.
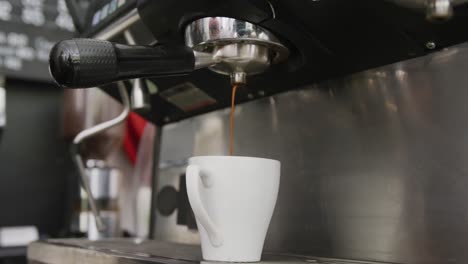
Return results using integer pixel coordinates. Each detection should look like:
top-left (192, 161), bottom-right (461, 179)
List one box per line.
top-left (155, 42), bottom-right (468, 264)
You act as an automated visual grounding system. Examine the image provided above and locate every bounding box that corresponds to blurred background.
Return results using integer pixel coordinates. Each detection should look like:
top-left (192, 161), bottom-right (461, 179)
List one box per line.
top-left (0, 1), bottom-right (155, 263)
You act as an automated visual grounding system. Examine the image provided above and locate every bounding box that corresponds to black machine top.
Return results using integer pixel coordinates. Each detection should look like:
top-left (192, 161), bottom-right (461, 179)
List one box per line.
top-left (73, 0), bottom-right (468, 126)
top-left (80, 0), bottom-right (138, 37)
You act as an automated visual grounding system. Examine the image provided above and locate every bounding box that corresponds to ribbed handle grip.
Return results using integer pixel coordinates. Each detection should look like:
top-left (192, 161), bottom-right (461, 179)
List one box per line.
top-left (49, 39), bottom-right (118, 88)
top-left (49, 38), bottom-right (195, 88)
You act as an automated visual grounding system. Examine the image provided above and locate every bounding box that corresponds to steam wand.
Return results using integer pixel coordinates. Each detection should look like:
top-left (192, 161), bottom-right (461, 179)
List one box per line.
top-left (71, 82), bottom-right (130, 231)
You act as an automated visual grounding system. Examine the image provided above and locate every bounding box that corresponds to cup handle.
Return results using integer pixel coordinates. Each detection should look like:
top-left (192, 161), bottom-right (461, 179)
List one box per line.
top-left (186, 164), bottom-right (223, 247)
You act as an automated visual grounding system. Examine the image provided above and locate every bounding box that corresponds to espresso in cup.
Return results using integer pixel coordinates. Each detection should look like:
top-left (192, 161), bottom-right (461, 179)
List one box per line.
top-left (186, 156), bottom-right (280, 262)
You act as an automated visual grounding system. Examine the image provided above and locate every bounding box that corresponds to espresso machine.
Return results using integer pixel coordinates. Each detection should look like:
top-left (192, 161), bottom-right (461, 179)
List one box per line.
top-left (28, 1), bottom-right (468, 264)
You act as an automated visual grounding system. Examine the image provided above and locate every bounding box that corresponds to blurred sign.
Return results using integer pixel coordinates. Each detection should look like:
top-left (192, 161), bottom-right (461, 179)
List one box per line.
top-left (0, 0), bottom-right (75, 82)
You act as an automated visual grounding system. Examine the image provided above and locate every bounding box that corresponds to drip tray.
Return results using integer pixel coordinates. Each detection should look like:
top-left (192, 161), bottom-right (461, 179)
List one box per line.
top-left (27, 239), bottom-right (384, 264)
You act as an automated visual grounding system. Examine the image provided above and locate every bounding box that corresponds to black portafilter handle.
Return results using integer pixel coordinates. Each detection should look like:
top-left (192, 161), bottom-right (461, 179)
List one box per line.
top-left (49, 38), bottom-right (196, 88)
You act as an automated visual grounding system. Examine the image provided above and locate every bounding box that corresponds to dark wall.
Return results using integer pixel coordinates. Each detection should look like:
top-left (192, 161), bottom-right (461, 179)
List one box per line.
top-left (0, 79), bottom-right (73, 237)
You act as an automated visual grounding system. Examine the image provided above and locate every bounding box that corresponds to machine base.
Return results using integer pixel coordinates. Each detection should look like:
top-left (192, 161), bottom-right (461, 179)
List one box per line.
top-left (27, 239), bottom-right (387, 264)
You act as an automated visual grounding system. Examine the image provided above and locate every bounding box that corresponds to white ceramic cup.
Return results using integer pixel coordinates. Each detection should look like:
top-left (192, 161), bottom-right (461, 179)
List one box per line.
top-left (186, 156), bottom-right (280, 262)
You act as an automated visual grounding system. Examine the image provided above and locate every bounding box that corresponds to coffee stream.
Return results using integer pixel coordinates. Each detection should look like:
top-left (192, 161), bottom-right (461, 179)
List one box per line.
top-left (230, 85), bottom-right (238, 156)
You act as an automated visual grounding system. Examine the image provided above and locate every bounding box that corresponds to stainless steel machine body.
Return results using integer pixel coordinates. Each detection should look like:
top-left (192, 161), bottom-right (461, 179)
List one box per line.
top-left (153, 41), bottom-right (468, 264)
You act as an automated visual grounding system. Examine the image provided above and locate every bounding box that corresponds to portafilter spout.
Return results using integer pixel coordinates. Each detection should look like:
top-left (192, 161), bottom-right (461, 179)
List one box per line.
top-left (185, 17), bottom-right (289, 85)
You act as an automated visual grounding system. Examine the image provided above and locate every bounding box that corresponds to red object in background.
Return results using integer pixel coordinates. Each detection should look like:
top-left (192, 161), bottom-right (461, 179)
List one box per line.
top-left (124, 112), bottom-right (147, 165)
